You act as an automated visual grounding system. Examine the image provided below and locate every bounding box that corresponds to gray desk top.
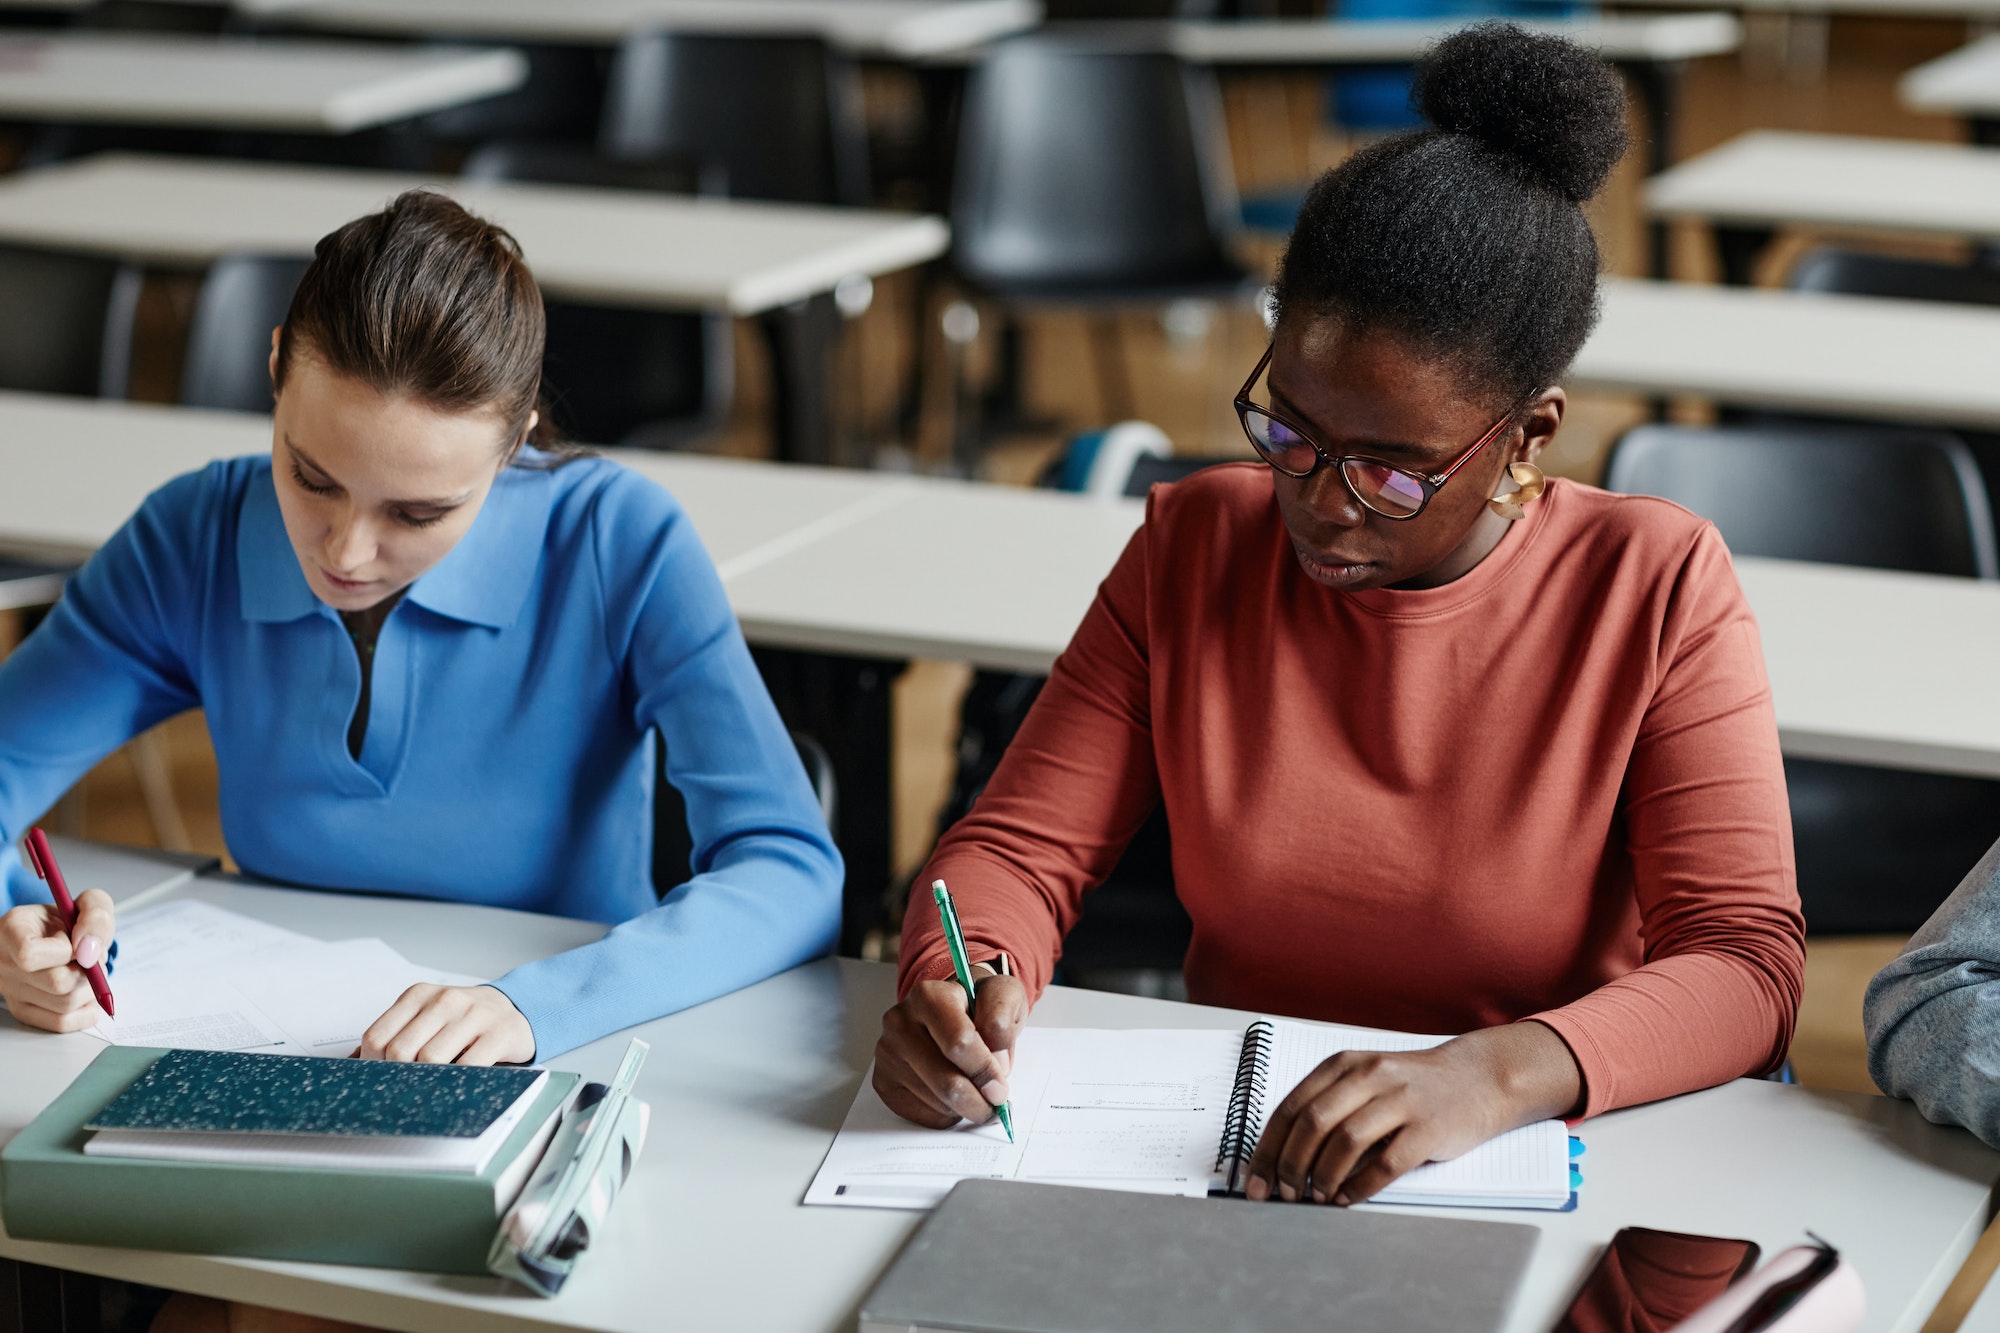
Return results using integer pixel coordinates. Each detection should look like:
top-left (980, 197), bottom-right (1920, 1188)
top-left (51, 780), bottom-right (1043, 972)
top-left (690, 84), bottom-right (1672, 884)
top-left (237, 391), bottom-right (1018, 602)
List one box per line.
top-left (1645, 130), bottom-right (2000, 241)
top-left (0, 871), bottom-right (1994, 1331)
top-left (234, 0), bottom-right (1042, 59)
top-left (0, 154), bottom-right (950, 315)
top-left (0, 33), bottom-right (526, 132)
top-left (1574, 277), bottom-right (2000, 430)
top-left (1903, 33), bottom-right (2000, 118)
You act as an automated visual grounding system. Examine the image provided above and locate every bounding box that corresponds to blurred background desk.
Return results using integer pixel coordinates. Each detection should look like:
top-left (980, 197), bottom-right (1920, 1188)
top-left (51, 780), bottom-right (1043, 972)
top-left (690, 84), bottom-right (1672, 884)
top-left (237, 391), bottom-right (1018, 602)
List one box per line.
top-left (1902, 33), bottom-right (2000, 140)
top-left (0, 33), bottom-right (526, 133)
top-left (235, 0), bottom-right (1044, 59)
top-left (0, 153), bottom-right (950, 463)
top-left (1645, 131), bottom-right (2000, 283)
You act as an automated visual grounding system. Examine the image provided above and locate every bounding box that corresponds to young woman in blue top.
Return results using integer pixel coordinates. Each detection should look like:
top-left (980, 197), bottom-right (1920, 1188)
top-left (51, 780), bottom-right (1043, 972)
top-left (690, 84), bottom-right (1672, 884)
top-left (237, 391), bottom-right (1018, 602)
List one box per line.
top-left (0, 191), bottom-right (843, 1065)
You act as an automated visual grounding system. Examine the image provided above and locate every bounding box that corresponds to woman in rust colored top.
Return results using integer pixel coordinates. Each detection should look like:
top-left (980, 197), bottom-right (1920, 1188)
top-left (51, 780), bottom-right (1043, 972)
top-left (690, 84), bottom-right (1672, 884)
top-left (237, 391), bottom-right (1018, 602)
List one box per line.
top-left (875, 23), bottom-right (1805, 1207)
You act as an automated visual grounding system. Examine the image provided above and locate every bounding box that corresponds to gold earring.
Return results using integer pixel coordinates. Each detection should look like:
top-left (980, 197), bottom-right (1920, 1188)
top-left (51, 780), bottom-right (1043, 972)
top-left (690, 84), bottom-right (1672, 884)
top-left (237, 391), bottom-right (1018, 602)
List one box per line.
top-left (1488, 463), bottom-right (1546, 521)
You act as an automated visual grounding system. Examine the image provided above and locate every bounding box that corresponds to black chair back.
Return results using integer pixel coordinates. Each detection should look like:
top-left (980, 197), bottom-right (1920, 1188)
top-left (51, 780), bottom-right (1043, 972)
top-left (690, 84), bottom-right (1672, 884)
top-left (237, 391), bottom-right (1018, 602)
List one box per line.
top-left (0, 245), bottom-right (139, 398)
top-left (1604, 423), bottom-right (1999, 579)
top-left (951, 35), bottom-right (1243, 295)
top-left (462, 140), bottom-right (730, 449)
top-left (1122, 454), bottom-right (1238, 497)
top-left (600, 32), bottom-right (868, 206)
top-left (461, 139), bottom-right (714, 195)
top-left (416, 44), bottom-right (608, 145)
top-left (180, 255), bottom-right (309, 413)
top-left (1789, 248), bottom-right (2000, 308)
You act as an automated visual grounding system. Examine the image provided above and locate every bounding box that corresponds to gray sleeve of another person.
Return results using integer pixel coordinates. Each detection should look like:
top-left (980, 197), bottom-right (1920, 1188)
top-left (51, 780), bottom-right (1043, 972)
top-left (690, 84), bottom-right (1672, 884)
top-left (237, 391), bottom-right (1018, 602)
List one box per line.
top-left (1865, 836), bottom-right (2000, 1149)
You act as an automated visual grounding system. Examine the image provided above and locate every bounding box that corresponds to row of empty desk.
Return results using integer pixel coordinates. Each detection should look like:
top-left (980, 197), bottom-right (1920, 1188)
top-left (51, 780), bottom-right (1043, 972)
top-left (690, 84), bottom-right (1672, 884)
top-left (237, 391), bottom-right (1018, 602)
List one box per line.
top-left (7, 389), bottom-right (2000, 782)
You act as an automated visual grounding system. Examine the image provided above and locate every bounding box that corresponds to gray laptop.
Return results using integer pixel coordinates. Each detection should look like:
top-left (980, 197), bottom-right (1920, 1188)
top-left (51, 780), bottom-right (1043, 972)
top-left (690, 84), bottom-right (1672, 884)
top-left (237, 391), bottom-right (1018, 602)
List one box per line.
top-left (860, 1180), bottom-right (1539, 1333)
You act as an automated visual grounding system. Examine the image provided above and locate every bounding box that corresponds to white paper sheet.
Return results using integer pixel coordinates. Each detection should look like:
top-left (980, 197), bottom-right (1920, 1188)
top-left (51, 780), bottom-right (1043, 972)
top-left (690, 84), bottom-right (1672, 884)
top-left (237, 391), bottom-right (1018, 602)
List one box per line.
top-left (90, 903), bottom-right (483, 1058)
top-left (804, 1028), bottom-right (1241, 1209)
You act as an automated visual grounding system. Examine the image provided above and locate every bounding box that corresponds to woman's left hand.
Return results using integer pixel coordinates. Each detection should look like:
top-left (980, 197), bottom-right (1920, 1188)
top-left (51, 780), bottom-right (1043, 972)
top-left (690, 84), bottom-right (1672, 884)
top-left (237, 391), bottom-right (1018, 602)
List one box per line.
top-left (357, 984), bottom-right (535, 1065)
top-left (1243, 1020), bottom-right (1581, 1206)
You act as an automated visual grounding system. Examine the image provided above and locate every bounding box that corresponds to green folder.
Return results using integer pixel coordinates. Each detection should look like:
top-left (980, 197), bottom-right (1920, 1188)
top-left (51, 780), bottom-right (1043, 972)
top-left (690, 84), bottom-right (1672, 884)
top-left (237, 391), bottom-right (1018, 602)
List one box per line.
top-left (2, 1046), bottom-right (580, 1274)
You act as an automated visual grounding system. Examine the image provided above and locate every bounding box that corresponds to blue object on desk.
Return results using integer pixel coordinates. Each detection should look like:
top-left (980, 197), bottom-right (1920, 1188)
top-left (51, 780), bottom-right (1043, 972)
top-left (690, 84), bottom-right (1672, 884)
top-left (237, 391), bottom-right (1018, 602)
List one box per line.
top-left (0, 453), bottom-right (842, 1060)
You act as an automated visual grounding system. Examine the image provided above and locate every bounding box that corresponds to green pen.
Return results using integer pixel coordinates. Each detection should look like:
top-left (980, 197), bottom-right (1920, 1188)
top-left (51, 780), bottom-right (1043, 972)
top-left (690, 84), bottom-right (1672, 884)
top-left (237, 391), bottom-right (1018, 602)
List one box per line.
top-left (932, 878), bottom-right (1014, 1143)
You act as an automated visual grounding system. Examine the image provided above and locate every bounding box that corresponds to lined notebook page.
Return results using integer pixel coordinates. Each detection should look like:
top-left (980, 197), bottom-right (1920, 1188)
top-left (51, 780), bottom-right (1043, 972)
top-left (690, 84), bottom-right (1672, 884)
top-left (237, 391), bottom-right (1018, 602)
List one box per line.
top-left (1261, 1020), bottom-right (1571, 1208)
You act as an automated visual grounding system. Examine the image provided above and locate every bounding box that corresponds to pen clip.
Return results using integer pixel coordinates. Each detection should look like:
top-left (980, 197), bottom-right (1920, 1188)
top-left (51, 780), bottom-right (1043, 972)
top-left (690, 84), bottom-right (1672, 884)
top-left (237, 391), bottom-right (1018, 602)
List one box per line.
top-left (24, 830), bottom-right (47, 881)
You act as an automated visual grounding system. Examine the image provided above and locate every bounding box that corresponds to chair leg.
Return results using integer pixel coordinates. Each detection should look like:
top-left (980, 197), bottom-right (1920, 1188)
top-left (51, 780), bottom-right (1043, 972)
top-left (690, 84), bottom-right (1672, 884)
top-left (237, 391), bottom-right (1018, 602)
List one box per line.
top-left (128, 730), bottom-right (193, 854)
top-left (1089, 314), bottom-right (1133, 423)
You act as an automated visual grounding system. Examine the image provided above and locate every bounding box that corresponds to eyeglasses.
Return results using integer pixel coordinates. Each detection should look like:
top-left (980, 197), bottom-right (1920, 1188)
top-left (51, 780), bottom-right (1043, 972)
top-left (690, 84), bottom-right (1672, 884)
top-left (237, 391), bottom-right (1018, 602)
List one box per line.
top-left (1233, 344), bottom-right (1529, 521)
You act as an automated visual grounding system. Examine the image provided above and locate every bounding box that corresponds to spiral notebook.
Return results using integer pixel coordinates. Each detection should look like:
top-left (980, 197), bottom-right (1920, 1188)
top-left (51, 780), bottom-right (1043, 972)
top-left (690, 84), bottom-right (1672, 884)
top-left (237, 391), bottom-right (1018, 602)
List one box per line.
top-left (806, 1020), bottom-right (1575, 1212)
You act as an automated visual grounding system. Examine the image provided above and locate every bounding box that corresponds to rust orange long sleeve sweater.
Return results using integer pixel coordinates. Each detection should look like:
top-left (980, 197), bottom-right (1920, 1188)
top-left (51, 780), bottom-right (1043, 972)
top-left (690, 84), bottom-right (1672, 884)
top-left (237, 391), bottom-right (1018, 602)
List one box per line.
top-left (901, 465), bottom-right (1805, 1117)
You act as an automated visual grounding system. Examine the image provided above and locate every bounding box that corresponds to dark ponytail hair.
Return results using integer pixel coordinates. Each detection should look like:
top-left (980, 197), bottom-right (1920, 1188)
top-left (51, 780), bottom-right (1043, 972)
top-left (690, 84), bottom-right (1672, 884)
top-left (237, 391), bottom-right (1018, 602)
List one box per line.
top-left (275, 190), bottom-right (579, 463)
top-left (1270, 23), bottom-right (1629, 404)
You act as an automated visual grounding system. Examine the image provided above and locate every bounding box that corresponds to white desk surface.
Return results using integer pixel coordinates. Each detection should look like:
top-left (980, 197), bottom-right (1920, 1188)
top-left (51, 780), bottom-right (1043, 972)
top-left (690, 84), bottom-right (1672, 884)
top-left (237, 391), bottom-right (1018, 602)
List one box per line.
top-left (1903, 34), bottom-right (2000, 117)
top-left (10, 391), bottom-right (2000, 777)
top-left (234, 0), bottom-right (1041, 59)
top-left (39, 835), bottom-right (218, 908)
top-left (0, 33), bottom-right (526, 132)
top-left (1606, 0), bottom-right (2000, 19)
top-left (1573, 277), bottom-right (2000, 431)
top-left (0, 871), bottom-right (1994, 1333)
top-left (1644, 129), bottom-right (2000, 240)
top-left (1165, 12), bottom-right (1741, 64)
top-left (0, 154), bottom-right (949, 316)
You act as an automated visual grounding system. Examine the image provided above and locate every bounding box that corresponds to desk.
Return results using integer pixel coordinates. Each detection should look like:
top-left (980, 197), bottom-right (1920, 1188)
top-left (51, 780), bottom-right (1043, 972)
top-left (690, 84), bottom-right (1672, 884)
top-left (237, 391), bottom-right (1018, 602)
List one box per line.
top-left (1218, 14), bottom-right (1738, 196)
top-left (236, 0), bottom-right (1041, 60)
top-left (38, 836), bottom-right (218, 908)
top-left (0, 34), bottom-right (526, 132)
top-left (0, 154), bottom-right (951, 464)
top-left (1572, 277), bottom-right (2000, 431)
top-left (1643, 130), bottom-right (2000, 283)
top-left (1, 871), bottom-right (1996, 1332)
top-left (1903, 35), bottom-right (2000, 142)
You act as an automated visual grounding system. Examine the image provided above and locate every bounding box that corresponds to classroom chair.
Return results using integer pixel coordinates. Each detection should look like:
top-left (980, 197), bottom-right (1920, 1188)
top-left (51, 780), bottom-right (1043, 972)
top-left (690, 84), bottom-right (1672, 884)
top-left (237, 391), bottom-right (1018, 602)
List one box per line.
top-left (1787, 248), bottom-right (2000, 307)
top-left (946, 33), bottom-right (1255, 448)
top-left (413, 45), bottom-right (610, 152)
top-left (0, 245), bottom-right (139, 399)
top-left (178, 255), bottom-right (310, 414)
top-left (599, 33), bottom-right (869, 207)
top-left (459, 141), bottom-right (732, 451)
top-left (1606, 421), bottom-right (2000, 935)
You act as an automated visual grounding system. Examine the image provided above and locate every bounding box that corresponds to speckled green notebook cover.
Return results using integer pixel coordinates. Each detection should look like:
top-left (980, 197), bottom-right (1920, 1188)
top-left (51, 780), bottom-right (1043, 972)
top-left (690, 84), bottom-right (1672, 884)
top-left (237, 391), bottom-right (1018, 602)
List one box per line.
top-left (2, 1045), bottom-right (581, 1274)
top-left (87, 1047), bottom-right (542, 1137)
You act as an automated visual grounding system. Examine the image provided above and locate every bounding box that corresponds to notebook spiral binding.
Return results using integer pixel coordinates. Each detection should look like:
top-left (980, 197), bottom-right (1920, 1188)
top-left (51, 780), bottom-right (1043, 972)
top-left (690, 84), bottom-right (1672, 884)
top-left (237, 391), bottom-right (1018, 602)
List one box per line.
top-left (1213, 1020), bottom-right (1276, 1191)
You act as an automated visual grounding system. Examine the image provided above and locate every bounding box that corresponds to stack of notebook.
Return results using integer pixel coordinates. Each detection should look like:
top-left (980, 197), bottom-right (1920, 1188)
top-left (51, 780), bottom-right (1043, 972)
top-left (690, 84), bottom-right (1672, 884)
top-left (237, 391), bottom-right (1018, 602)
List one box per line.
top-left (1, 1046), bottom-right (580, 1273)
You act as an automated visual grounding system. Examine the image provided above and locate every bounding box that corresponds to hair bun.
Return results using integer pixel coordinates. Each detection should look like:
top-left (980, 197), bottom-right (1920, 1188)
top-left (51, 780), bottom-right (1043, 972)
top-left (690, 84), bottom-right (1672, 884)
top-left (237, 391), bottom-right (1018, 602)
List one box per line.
top-left (1411, 23), bottom-right (1629, 204)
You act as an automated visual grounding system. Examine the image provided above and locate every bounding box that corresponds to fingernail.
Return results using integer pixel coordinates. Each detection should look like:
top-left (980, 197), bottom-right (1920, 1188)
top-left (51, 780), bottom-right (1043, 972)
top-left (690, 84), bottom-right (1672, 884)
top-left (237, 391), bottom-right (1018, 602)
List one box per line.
top-left (1278, 1181), bottom-right (1298, 1202)
top-left (1311, 1188), bottom-right (1328, 1205)
top-left (977, 1079), bottom-right (1009, 1106)
top-left (994, 1049), bottom-right (1012, 1077)
top-left (73, 936), bottom-right (101, 969)
top-left (1333, 1192), bottom-right (1351, 1207)
top-left (1245, 1177), bottom-right (1269, 1202)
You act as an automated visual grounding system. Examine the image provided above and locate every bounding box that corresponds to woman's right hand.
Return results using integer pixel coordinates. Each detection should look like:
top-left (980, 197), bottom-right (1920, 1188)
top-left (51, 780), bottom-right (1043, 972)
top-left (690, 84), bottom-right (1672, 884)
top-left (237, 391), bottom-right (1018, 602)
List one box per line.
top-left (0, 889), bottom-right (114, 1032)
top-left (873, 967), bottom-right (1027, 1128)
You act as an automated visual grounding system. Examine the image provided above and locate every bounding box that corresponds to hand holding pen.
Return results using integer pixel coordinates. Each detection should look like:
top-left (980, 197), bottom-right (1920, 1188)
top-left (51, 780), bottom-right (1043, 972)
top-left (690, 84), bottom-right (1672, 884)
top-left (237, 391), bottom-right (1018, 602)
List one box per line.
top-left (870, 879), bottom-right (1027, 1133)
top-left (0, 828), bottom-right (117, 1032)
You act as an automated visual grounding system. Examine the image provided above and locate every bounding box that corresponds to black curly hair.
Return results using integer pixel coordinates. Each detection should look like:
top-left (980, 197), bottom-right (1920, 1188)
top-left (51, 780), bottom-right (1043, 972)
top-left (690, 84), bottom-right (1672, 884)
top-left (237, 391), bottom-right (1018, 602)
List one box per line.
top-left (1270, 22), bottom-right (1629, 405)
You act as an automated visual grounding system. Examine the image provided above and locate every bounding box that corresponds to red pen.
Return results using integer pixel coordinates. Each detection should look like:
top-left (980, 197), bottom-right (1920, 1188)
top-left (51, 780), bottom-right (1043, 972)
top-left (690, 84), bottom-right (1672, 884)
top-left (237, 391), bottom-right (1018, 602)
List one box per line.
top-left (24, 827), bottom-right (115, 1018)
